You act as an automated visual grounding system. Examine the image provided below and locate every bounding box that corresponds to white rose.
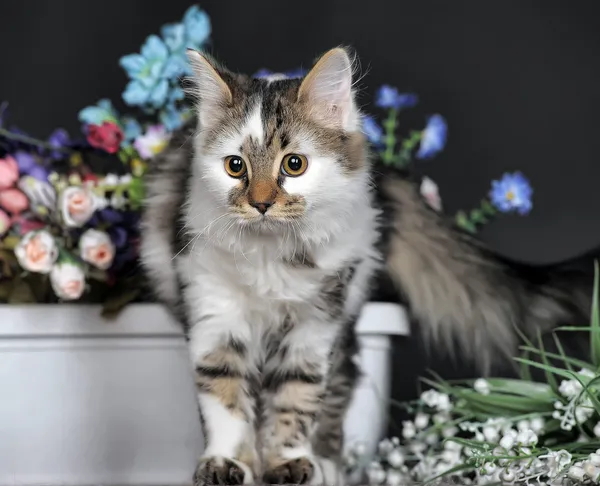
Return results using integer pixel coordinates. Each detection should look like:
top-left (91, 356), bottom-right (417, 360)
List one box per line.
top-left (50, 261), bottom-right (86, 300)
top-left (60, 186), bottom-right (101, 227)
top-left (14, 230), bottom-right (58, 273)
top-left (18, 176), bottom-right (57, 216)
top-left (79, 229), bottom-right (115, 270)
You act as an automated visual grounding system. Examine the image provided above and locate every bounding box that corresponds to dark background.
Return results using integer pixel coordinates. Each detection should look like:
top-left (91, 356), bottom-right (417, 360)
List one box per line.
top-left (1, 0), bottom-right (600, 430)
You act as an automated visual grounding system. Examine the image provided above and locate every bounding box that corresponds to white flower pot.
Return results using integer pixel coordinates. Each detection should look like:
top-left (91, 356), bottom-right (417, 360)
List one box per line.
top-left (0, 302), bottom-right (409, 485)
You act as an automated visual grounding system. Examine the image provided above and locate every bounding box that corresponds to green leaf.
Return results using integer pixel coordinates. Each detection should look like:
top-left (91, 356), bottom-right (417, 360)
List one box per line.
top-left (537, 329), bottom-right (559, 394)
top-left (101, 287), bottom-right (141, 319)
top-left (553, 333), bottom-right (575, 373)
top-left (520, 349), bottom-right (532, 381)
top-left (1, 235), bottom-right (20, 251)
top-left (424, 462), bottom-right (474, 485)
top-left (513, 356), bottom-right (580, 382)
top-left (457, 390), bottom-right (553, 413)
top-left (128, 177), bottom-right (145, 209)
top-left (591, 261), bottom-right (600, 368)
top-left (8, 277), bottom-right (36, 304)
top-left (519, 345), bottom-right (593, 372)
top-left (470, 209), bottom-right (486, 224)
top-left (481, 199), bottom-right (496, 216)
top-left (481, 378), bottom-right (554, 400)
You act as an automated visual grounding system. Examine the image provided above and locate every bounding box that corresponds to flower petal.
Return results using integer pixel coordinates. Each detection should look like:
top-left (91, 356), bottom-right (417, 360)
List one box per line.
top-left (141, 35), bottom-right (169, 61)
top-left (122, 80), bottom-right (151, 106)
top-left (119, 54), bottom-right (146, 78)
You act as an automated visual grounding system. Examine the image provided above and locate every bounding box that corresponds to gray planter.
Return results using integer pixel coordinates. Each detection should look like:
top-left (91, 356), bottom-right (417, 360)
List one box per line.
top-left (0, 304), bottom-right (203, 486)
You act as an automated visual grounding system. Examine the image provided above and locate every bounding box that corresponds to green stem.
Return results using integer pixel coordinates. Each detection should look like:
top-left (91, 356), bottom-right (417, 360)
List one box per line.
top-left (382, 108), bottom-right (397, 164)
top-left (0, 127), bottom-right (73, 153)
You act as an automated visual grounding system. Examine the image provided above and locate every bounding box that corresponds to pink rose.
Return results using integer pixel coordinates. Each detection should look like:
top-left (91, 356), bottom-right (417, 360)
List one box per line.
top-left (0, 209), bottom-right (10, 235)
top-left (59, 187), bottom-right (98, 227)
top-left (0, 156), bottom-right (19, 190)
top-left (0, 188), bottom-right (29, 214)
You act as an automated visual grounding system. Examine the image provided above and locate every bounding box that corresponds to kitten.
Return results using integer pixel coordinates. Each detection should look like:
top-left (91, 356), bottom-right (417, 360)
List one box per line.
top-left (140, 47), bottom-right (592, 485)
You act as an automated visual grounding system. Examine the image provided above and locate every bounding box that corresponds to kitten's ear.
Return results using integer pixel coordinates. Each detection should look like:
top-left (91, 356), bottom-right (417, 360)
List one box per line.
top-left (298, 48), bottom-right (357, 130)
top-left (186, 49), bottom-right (233, 128)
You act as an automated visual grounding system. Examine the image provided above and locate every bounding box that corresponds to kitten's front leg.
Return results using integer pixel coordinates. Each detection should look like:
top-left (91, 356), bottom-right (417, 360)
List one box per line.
top-left (260, 320), bottom-right (343, 486)
top-left (187, 300), bottom-right (258, 485)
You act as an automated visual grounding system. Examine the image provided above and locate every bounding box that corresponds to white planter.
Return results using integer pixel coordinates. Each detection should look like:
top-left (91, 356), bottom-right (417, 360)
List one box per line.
top-left (0, 302), bottom-right (409, 485)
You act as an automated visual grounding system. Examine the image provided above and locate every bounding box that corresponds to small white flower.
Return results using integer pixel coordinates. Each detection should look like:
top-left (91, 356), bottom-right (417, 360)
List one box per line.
top-left (589, 453), bottom-right (600, 467)
top-left (102, 173), bottom-right (119, 186)
top-left (559, 379), bottom-right (582, 399)
top-left (474, 378), bottom-right (491, 395)
top-left (378, 438), bottom-right (394, 456)
top-left (402, 421), bottom-right (416, 439)
top-left (542, 450), bottom-right (572, 478)
top-left (14, 230), bottom-right (58, 273)
top-left (516, 429), bottom-right (538, 446)
top-left (516, 419), bottom-right (530, 431)
top-left (420, 389), bottom-right (440, 408)
top-left (530, 417), bottom-right (545, 433)
top-left (387, 448), bottom-right (404, 468)
top-left (499, 431), bottom-right (516, 450)
top-left (499, 469), bottom-right (516, 483)
top-left (433, 413), bottom-right (449, 424)
top-left (584, 461), bottom-right (600, 481)
top-left (442, 425), bottom-right (458, 438)
top-left (366, 462), bottom-right (386, 485)
top-left (119, 174), bottom-right (132, 185)
top-left (79, 229), bottom-right (116, 270)
top-left (579, 368), bottom-right (596, 378)
top-left (60, 186), bottom-right (100, 227)
top-left (50, 261), bottom-right (86, 301)
top-left (567, 464), bottom-right (585, 482)
top-left (419, 176), bottom-right (442, 212)
top-left (436, 393), bottom-right (452, 412)
top-left (384, 469), bottom-right (405, 486)
top-left (482, 425), bottom-right (499, 443)
top-left (414, 412), bottom-right (429, 429)
top-left (424, 432), bottom-right (439, 445)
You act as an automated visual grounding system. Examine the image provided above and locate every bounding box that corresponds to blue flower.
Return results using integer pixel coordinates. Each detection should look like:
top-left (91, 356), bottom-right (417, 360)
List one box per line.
top-left (121, 118), bottom-right (142, 141)
top-left (415, 114), bottom-right (447, 159)
top-left (490, 172), bottom-right (533, 215)
top-left (78, 99), bottom-right (119, 126)
top-left (362, 115), bottom-right (383, 145)
top-left (120, 35), bottom-right (171, 108)
top-left (159, 104), bottom-right (190, 131)
top-left (183, 5), bottom-right (211, 46)
top-left (161, 23), bottom-right (186, 53)
top-left (47, 128), bottom-right (70, 159)
top-left (375, 85), bottom-right (418, 110)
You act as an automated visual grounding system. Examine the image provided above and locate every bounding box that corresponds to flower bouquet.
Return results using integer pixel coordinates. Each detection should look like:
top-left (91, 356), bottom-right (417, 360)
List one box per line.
top-left (0, 4), bottom-right (532, 314)
top-left (345, 266), bottom-right (600, 485)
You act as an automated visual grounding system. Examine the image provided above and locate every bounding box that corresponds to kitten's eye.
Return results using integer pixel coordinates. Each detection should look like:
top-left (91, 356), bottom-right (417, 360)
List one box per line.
top-left (224, 156), bottom-right (247, 178)
top-left (281, 154), bottom-right (308, 177)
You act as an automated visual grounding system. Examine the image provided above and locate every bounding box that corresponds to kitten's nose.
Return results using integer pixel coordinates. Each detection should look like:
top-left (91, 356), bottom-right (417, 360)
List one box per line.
top-left (250, 201), bottom-right (272, 215)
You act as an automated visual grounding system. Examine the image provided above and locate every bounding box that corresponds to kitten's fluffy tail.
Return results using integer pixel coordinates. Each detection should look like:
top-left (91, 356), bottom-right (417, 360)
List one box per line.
top-left (377, 169), bottom-right (593, 370)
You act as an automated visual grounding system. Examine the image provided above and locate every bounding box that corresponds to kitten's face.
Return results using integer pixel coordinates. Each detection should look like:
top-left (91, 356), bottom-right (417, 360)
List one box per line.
top-left (188, 48), bottom-right (368, 232)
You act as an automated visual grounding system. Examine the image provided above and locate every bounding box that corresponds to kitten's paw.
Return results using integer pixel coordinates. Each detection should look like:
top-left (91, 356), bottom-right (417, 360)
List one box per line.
top-left (262, 457), bottom-right (315, 485)
top-left (194, 456), bottom-right (252, 485)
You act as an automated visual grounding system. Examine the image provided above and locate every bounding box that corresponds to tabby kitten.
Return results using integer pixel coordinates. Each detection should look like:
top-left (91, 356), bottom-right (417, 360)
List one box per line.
top-left (140, 47), bottom-right (591, 485)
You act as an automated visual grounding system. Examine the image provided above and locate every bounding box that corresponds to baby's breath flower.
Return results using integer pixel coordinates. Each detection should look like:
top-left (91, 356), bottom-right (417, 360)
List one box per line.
top-left (474, 378), bottom-right (491, 395)
top-left (402, 421), bottom-right (416, 439)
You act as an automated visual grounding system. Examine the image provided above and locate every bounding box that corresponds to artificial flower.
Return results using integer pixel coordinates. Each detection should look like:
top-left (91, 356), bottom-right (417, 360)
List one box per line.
top-left (50, 260), bottom-right (86, 301)
top-left (362, 115), bottom-right (383, 145)
top-left (0, 188), bottom-right (29, 214)
top-left (375, 85), bottom-right (418, 110)
top-left (415, 114), bottom-right (447, 159)
top-left (78, 99), bottom-right (119, 126)
top-left (183, 5), bottom-right (211, 45)
top-left (86, 122), bottom-right (124, 154)
top-left (134, 124), bottom-right (170, 159)
top-left (12, 151), bottom-right (50, 182)
top-left (120, 35), bottom-right (171, 108)
top-left (254, 68), bottom-right (306, 80)
top-left (14, 230), bottom-right (58, 273)
top-left (18, 176), bottom-right (56, 217)
top-left (121, 117), bottom-right (143, 142)
top-left (490, 172), bottom-right (533, 215)
top-left (159, 103), bottom-right (189, 131)
top-left (59, 186), bottom-right (99, 227)
top-left (79, 229), bottom-right (116, 270)
top-left (47, 128), bottom-right (70, 160)
top-left (0, 209), bottom-right (10, 235)
top-left (161, 22), bottom-right (186, 53)
top-left (0, 155), bottom-right (19, 190)
top-left (419, 176), bottom-right (442, 212)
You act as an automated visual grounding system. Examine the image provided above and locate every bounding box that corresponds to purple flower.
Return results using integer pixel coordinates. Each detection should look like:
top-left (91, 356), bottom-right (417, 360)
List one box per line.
top-left (375, 85), bottom-right (418, 110)
top-left (27, 164), bottom-right (50, 182)
top-left (109, 226), bottom-right (128, 249)
top-left (416, 114), bottom-right (447, 159)
top-left (48, 129), bottom-right (70, 159)
top-left (13, 151), bottom-right (37, 174)
top-left (98, 208), bottom-right (124, 224)
top-left (490, 172), bottom-right (533, 215)
top-left (362, 115), bottom-right (384, 145)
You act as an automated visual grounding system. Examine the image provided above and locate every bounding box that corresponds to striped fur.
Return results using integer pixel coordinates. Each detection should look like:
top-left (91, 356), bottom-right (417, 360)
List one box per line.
top-left (140, 47), bottom-right (593, 485)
